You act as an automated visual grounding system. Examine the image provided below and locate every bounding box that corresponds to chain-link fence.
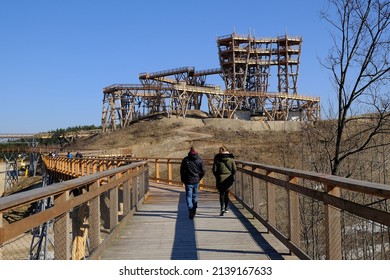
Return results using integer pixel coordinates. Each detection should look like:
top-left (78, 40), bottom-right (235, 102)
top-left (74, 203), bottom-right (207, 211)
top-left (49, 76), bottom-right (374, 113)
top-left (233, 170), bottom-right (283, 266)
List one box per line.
top-left (0, 160), bottom-right (148, 260)
top-left (232, 161), bottom-right (390, 260)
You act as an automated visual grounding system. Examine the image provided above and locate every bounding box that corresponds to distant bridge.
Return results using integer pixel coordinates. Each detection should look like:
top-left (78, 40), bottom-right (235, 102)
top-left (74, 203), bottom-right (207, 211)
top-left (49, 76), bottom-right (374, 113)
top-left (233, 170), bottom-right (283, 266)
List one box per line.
top-left (0, 134), bottom-right (36, 139)
top-left (0, 130), bottom-right (101, 147)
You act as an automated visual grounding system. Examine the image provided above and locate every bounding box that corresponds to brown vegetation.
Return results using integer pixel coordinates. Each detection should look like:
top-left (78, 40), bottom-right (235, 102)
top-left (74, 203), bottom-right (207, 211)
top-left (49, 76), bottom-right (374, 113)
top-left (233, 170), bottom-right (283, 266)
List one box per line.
top-left (70, 114), bottom-right (305, 168)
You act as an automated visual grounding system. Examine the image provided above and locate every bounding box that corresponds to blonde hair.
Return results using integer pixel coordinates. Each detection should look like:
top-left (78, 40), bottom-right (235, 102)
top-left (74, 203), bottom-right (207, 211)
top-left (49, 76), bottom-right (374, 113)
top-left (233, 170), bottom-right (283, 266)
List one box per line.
top-left (219, 146), bottom-right (229, 153)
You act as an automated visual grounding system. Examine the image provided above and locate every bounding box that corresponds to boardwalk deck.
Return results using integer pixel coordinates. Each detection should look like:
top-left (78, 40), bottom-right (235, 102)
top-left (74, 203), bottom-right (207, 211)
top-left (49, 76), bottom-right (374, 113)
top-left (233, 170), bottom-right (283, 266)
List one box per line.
top-left (99, 182), bottom-right (299, 260)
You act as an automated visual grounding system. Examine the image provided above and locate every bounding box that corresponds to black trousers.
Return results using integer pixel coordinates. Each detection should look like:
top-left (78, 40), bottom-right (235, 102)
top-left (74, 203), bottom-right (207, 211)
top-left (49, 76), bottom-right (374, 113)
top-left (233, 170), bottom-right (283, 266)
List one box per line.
top-left (217, 175), bottom-right (234, 210)
top-left (219, 188), bottom-right (230, 210)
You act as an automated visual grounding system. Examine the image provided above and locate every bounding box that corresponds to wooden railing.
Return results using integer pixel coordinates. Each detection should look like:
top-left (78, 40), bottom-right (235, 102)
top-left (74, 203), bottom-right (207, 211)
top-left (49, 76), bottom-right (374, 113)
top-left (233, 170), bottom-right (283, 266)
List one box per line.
top-left (1, 155), bottom-right (390, 260)
top-left (141, 157), bottom-right (390, 260)
top-left (233, 161), bottom-right (390, 259)
top-left (0, 156), bottom-right (148, 260)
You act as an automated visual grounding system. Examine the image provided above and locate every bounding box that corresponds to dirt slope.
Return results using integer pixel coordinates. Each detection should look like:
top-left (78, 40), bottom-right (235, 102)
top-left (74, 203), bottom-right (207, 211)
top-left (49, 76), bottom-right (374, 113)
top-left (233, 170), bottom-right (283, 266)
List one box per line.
top-left (70, 115), bottom-right (304, 167)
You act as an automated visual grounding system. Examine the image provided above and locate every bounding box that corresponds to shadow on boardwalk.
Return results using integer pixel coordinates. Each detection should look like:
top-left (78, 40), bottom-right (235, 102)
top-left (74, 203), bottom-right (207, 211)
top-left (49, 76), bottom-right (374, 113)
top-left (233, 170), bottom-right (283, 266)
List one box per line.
top-left (99, 182), bottom-right (298, 260)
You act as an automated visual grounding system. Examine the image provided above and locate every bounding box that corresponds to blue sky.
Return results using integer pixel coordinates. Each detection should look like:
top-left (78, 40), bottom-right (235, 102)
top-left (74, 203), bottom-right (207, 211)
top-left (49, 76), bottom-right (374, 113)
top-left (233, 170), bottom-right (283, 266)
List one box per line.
top-left (0, 0), bottom-right (333, 133)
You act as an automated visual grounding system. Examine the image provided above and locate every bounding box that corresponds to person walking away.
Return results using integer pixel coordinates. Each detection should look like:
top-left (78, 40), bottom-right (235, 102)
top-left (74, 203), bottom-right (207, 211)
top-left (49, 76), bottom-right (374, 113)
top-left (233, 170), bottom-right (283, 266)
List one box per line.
top-left (180, 146), bottom-right (205, 219)
top-left (213, 146), bottom-right (236, 216)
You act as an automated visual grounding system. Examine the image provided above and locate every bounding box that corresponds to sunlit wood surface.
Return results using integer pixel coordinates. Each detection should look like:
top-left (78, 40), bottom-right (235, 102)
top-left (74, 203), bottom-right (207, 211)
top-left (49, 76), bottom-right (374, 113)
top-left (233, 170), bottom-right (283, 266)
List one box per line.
top-left (99, 182), bottom-right (298, 260)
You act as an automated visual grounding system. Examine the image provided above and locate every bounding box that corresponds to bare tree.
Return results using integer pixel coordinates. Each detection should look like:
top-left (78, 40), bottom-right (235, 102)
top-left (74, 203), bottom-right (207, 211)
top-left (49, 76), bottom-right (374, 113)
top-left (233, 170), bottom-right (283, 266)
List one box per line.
top-left (320, 0), bottom-right (390, 176)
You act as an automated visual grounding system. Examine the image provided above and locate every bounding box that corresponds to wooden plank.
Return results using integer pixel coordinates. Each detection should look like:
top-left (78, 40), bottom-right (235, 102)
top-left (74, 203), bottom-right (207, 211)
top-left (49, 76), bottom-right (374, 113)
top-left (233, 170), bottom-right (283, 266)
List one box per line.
top-left (99, 182), bottom-right (298, 260)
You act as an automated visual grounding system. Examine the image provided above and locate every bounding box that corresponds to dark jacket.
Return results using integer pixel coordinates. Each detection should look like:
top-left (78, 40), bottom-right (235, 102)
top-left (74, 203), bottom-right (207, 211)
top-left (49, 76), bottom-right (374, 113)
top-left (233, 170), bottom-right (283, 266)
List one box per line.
top-left (180, 153), bottom-right (205, 185)
top-left (212, 153), bottom-right (236, 190)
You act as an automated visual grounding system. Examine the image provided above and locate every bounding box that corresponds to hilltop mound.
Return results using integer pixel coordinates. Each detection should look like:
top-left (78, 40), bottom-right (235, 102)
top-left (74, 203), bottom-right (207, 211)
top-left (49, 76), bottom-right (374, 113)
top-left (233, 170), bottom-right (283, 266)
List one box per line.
top-left (70, 116), bottom-right (304, 167)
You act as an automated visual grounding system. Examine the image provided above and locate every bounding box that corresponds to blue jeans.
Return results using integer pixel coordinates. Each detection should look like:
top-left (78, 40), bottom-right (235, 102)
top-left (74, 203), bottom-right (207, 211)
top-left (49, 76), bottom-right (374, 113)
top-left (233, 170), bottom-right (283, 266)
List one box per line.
top-left (185, 183), bottom-right (199, 212)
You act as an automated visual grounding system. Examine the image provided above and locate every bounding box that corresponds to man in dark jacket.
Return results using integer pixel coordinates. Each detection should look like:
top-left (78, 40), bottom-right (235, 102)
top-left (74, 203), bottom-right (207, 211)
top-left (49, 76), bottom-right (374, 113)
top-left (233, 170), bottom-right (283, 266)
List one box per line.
top-left (180, 146), bottom-right (205, 219)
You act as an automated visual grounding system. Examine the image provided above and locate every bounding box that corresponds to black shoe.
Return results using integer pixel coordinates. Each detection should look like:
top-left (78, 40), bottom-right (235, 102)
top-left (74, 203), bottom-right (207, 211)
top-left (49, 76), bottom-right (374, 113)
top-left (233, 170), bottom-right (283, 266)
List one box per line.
top-left (189, 209), bottom-right (196, 219)
top-left (220, 210), bottom-right (224, 216)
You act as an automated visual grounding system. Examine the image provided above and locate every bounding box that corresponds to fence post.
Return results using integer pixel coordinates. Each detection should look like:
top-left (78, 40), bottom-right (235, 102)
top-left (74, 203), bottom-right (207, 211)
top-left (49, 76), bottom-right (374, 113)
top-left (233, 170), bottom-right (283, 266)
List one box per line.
top-left (132, 171), bottom-right (138, 208)
top-left (139, 165), bottom-right (145, 198)
top-left (143, 164), bottom-right (149, 194)
top-left (89, 181), bottom-right (101, 253)
top-left (53, 192), bottom-right (71, 260)
top-left (325, 185), bottom-right (342, 260)
top-left (252, 167), bottom-right (260, 215)
top-left (266, 171), bottom-right (276, 225)
top-left (167, 159), bottom-right (172, 184)
top-left (108, 174), bottom-right (119, 231)
top-left (80, 159), bottom-right (85, 176)
top-left (155, 159), bottom-right (160, 182)
top-left (75, 159), bottom-right (80, 176)
top-left (288, 176), bottom-right (300, 246)
top-left (0, 213), bottom-right (3, 260)
top-left (123, 171), bottom-right (131, 215)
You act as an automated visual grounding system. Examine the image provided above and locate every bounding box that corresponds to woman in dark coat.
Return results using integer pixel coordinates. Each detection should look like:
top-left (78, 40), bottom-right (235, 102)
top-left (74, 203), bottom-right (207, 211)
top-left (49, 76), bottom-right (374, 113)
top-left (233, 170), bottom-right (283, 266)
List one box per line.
top-left (212, 146), bottom-right (236, 216)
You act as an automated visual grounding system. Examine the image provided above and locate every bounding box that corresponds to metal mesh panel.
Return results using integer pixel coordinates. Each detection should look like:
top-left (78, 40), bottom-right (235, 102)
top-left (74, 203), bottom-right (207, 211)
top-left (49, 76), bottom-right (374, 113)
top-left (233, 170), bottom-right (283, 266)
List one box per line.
top-left (340, 193), bottom-right (390, 260)
top-left (241, 172), bottom-right (253, 207)
top-left (342, 212), bottom-right (390, 259)
top-left (234, 169), bottom-right (242, 198)
top-left (70, 202), bottom-right (91, 260)
top-left (0, 232), bottom-right (32, 260)
top-left (274, 187), bottom-right (289, 237)
top-left (100, 190), bottom-right (111, 232)
top-left (298, 195), bottom-right (326, 259)
top-left (171, 163), bottom-right (181, 183)
top-left (254, 176), bottom-right (268, 219)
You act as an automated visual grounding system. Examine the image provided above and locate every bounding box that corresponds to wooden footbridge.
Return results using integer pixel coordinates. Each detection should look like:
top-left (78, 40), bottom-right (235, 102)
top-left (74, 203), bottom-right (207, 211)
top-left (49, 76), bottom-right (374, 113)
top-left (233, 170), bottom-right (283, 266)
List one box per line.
top-left (98, 182), bottom-right (293, 260)
top-left (1, 155), bottom-right (390, 260)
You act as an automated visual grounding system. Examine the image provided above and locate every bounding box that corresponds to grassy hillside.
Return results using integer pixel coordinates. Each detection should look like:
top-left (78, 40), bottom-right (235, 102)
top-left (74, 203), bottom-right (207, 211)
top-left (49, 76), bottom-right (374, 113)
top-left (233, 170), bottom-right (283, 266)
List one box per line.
top-left (70, 116), bottom-right (304, 168)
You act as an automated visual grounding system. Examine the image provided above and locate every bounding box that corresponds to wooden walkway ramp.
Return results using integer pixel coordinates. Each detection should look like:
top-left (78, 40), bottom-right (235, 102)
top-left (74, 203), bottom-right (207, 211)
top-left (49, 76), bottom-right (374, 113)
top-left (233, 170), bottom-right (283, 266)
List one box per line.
top-left (99, 182), bottom-right (299, 260)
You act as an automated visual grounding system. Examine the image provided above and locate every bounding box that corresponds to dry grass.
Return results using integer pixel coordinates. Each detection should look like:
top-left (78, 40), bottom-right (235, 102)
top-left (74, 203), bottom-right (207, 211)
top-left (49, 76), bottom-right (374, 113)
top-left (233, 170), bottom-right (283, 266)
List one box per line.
top-left (70, 115), bottom-right (304, 167)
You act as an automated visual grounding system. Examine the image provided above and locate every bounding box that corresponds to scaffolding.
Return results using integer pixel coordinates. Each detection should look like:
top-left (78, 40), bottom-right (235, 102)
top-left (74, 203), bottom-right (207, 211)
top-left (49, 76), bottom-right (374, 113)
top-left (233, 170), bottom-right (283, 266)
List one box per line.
top-left (101, 33), bottom-right (320, 132)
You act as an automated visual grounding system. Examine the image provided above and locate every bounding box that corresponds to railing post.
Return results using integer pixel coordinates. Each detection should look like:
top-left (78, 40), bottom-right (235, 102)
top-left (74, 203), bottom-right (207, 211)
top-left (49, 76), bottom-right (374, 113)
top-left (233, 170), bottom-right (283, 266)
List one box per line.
top-left (236, 163), bottom-right (244, 199)
top-left (144, 163), bottom-right (149, 193)
top-left (53, 191), bottom-right (71, 260)
top-left (266, 171), bottom-right (276, 225)
top-left (138, 165), bottom-right (144, 199)
top-left (89, 181), bottom-right (101, 253)
top-left (80, 159), bottom-right (85, 176)
top-left (288, 176), bottom-right (300, 246)
top-left (85, 159), bottom-right (90, 175)
top-left (0, 213), bottom-right (3, 260)
top-left (252, 167), bottom-right (260, 214)
top-left (167, 159), bottom-right (172, 184)
top-left (118, 169), bottom-right (124, 215)
top-left (74, 159), bottom-right (79, 176)
top-left (123, 171), bottom-right (132, 215)
top-left (132, 171), bottom-right (137, 209)
top-left (325, 185), bottom-right (342, 260)
top-left (93, 159), bottom-right (98, 174)
top-left (155, 159), bottom-right (160, 182)
top-left (241, 164), bottom-right (253, 207)
top-left (108, 174), bottom-right (119, 231)
top-left (240, 164), bottom-right (246, 204)
top-left (133, 167), bottom-right (139, 204)
top-left (70, 159), bottom-right (75, 177)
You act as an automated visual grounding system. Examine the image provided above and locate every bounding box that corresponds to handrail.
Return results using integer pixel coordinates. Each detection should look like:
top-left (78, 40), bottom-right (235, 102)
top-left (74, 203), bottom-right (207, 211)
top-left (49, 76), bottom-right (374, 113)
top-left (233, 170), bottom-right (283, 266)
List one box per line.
top-left (1, 155), bottom-right (390, 260)
top-left (0, 157), bottom-right (149, 260)
top-left (233, 161), bottom-right (390, 260)
top-left (133, 157), bottom-right (390, 260)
